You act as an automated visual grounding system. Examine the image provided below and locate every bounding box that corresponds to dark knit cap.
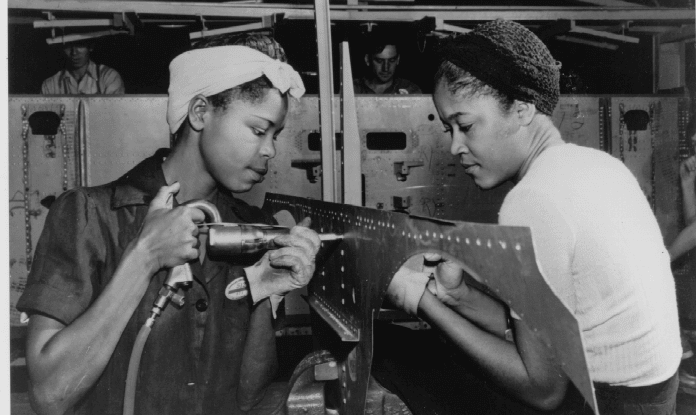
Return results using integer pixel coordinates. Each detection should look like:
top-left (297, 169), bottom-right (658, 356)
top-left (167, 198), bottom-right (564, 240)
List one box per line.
top-left (437, 20), bottom-right (561, 115)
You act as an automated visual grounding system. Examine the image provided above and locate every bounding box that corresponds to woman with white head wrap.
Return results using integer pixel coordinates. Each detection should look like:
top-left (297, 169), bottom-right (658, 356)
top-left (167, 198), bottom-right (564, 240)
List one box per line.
top-left (19, 39), bottom-right (320, 415)
top-left (166, 45), bottom-right (304, 136)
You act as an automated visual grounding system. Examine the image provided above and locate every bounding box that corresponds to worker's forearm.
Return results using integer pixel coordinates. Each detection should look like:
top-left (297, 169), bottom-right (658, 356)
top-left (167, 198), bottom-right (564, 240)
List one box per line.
top-left (669, 221), bottom-right (696, 262)
top-left (682, 181), bottom-right (696, 225)
top-left (27, 244), bottom-right (157, 414)
top-left (418, 291), bottom-right (566, 410)
top-left (448, 286), bottom-right (508, 338)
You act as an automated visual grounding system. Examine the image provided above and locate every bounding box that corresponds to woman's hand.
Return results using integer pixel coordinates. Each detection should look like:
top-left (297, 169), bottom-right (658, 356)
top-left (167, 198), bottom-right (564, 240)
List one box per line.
top-left (244, 217), bottom-right (321, 303)
top-left (680, 155), bottom-right (696, 186)
top-left (135, 183), bottom-right (206, 274)
top-left (424, 253), bottom-right (471, 308)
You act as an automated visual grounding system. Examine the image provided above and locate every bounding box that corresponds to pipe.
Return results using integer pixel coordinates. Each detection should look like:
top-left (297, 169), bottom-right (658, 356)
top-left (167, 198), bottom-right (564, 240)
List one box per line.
top-left (122, 200), bottom-right (220, 415)
top-left (123, 318), bottom-right (154, 415)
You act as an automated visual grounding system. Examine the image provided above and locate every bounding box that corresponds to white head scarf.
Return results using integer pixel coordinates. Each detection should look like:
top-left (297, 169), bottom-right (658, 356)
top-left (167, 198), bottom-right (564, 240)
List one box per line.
top-left (167, 45), bottom-right (305, 134)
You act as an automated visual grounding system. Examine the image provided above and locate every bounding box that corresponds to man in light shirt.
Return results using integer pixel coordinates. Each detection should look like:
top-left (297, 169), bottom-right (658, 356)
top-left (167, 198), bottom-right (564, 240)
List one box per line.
top-left (41, 40), bottom-right (125, 95)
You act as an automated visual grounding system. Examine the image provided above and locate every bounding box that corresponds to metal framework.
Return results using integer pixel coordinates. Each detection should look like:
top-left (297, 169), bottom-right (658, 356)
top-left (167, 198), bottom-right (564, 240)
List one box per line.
top-left (9, 1), bottom-right (695, 23)
top-left (262, 193), bottom-right (596, 415)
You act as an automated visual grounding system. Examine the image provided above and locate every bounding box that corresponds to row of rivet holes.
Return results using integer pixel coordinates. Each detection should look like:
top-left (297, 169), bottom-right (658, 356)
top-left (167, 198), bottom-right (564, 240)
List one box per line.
top-left (273, 203), bottom-right (523, 262)
top-left (309, 210), bottom-right (523, 252)
top-left (400, 230), bottom-right (521, 251)
top-left (319, 250), bottom-right (356, 305)
top-left (324, 360), bottom-right (350, 398)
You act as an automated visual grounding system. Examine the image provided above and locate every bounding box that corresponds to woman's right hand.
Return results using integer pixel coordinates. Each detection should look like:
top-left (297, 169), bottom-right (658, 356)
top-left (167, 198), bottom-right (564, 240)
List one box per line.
top-left (424, 253), bottom-right (472, 308)
top-left (135, 183), bottom-right (206, 272)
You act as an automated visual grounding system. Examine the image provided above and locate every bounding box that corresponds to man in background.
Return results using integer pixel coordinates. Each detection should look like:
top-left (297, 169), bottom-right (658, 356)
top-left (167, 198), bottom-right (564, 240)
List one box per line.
top-left (353, 30), bottom-right (421, 95)
top-left (41, 40), bottom-right (124, 95)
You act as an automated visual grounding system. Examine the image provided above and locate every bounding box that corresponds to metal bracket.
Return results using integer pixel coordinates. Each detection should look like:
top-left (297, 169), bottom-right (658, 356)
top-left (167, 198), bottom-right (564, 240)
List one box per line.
top-left (434, 17), bottom-right (471, 35)
top-left (391, 196), bottom-right (411, 212)
top-left (360, 22), bottom-right (378, 33)
top-left (393, 160), bottom-right (424, 181)
top-left (113, 12), bottom-right (138, 35)
top-left (291, 158), bottom-right (322, 183)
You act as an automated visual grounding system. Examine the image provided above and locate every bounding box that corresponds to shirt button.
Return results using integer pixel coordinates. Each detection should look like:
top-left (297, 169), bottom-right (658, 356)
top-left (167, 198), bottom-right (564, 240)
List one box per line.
top-left (195, 299), bottom-right (208, 312)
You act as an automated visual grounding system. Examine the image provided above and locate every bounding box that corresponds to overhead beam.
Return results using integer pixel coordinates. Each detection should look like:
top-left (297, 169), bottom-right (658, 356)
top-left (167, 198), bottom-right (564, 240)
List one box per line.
top-left (570, 20), bottom-right (640, 43)
top-left (557, 35), bottom-right (619, 50)
top-left (538, 19), bottom-right (640, 43)
top-left (575, 0), bottom-right (643, 7)
top-left (8, 1), bottom-right (694, 22)
top-left (34, 18), bottom-right (114, 28)
top-left (626, 26), bottom-right (672, 33)
top-left (435, 18), bottom-right (471, 35)
top-left (189, 21), bottom-right (267, 39)
top-left (189, 13), bottom-right (280, 39)
top-left (45, 29), bottom-right (129, 44)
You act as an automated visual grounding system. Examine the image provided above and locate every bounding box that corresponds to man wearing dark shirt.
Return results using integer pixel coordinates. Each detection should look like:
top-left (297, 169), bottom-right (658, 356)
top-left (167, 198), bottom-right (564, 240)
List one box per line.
top-left (353, 32), bottom-right (421, 95)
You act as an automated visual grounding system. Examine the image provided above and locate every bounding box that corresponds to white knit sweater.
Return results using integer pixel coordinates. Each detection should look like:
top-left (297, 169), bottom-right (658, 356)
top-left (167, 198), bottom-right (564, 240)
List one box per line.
top-left (499, 143), bottom-right (681, 386)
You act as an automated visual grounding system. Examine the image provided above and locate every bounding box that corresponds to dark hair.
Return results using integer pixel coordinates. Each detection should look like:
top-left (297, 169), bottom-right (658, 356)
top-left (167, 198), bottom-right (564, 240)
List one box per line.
top-left (434, 60), bottom-right (515, 114)
top-left (364, 29), bottom-right (400, 56)
top-left (209, 76), bottom-right (275, 112)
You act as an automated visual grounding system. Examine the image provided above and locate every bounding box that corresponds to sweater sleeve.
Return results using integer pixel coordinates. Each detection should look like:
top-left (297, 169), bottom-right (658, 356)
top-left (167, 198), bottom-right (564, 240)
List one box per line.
top-left (499, 187), bottom-right (577, 313)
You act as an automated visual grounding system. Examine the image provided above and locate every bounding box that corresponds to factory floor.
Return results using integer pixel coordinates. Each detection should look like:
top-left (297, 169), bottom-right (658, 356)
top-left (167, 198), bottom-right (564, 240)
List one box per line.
top-left (10, 369), bottom-right (696, 415)
top-left (10, 332), bottom-right (696, 415)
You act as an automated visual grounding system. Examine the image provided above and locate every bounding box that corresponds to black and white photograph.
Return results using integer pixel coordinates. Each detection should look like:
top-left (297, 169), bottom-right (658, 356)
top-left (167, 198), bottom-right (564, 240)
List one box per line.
top-left (4, 1), bottom-right (696, 414)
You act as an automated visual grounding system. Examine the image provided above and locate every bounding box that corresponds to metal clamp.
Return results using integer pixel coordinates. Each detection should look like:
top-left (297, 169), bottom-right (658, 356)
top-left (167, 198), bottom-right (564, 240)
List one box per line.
top-left (291, 158), bottom-right (323, 183)
top-left (393, 160), bottom-right (424, 181)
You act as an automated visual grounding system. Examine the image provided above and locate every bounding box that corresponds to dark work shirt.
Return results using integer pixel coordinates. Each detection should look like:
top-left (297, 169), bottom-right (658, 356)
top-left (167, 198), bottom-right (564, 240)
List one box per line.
top-left (17, 148), bottom-right (278, 415)
top-left (353, 77), bottom-right (422, 94)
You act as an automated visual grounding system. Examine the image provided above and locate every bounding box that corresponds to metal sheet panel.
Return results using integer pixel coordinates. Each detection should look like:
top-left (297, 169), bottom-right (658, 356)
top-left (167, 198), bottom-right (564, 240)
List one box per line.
top-left (552, 96), bottom-right (605, 151)
top-left (610, 96), bottom-right (683, 244)
top-left (84, 96), bottom-right (170, 186)
top-left (8, 97), bottom-right (79, 325)
top-left (262, 193), bottom-right (596, 415)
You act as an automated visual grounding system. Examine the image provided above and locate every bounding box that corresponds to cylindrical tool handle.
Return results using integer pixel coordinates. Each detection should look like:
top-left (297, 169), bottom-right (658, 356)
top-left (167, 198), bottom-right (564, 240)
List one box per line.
top-left (208, 225), bottom-right (289, 255)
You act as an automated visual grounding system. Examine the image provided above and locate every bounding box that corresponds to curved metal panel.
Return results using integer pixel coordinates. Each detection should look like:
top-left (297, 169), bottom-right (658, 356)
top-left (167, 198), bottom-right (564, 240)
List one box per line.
top-left (262, 193), bottom-right (596, 415)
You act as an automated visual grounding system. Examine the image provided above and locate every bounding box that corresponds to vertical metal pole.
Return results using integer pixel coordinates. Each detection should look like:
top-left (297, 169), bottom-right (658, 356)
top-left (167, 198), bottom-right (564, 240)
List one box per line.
top-left (653, 34), bottom-right (659, 94)
top-left (314, 0), bottom-right (337, 202)
top-left (341, 42), bottom-right (362, 206)
top-left (77, 99), bottom-right (89, 187)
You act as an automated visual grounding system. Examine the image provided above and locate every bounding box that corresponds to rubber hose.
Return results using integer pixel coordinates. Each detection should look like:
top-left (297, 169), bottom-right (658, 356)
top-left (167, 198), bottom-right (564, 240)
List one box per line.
top-left (123, 323), bottom-right (152, 415)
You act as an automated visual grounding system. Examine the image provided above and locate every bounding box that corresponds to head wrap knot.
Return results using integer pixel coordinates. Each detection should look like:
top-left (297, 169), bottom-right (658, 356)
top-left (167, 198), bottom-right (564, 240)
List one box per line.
top-left (167, 45), bottom-right (305, 134)
top-left (438, 20), bottom-right (561, 115)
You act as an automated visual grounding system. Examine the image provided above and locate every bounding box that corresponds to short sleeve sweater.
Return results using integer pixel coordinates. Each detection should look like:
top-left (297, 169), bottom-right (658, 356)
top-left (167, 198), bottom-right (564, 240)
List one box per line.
top-left (499, 143), bottom-right (681, 386)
